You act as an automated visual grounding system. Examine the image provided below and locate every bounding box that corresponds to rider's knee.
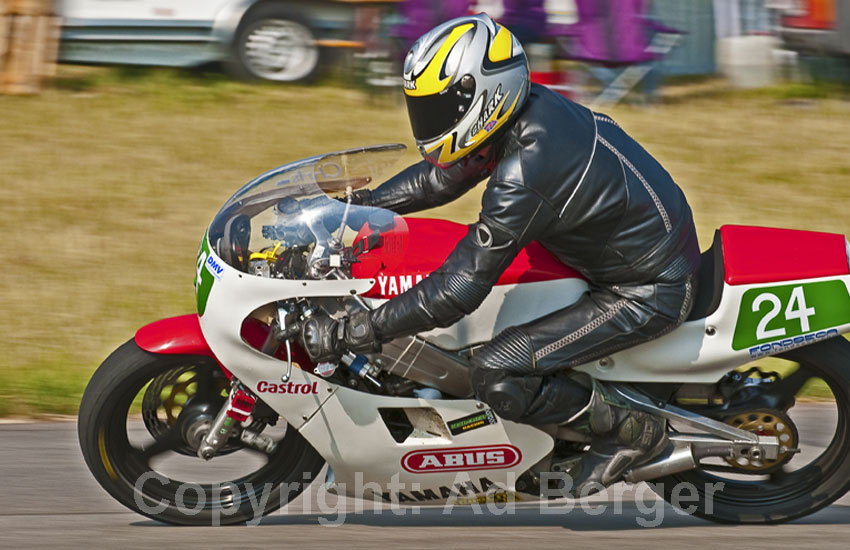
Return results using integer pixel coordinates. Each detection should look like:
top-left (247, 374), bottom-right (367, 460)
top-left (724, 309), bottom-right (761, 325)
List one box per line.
top-left (472, 326), bottom-right (535, 373)
top-left (470, 364), bottom-right (529, 421)
top-left (470, 326), bottom-right (536, 421)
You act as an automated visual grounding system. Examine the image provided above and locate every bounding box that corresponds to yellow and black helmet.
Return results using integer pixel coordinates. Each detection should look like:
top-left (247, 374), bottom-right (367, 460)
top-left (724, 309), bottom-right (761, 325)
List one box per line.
top-left (403, 14), bottom-right (530, 168)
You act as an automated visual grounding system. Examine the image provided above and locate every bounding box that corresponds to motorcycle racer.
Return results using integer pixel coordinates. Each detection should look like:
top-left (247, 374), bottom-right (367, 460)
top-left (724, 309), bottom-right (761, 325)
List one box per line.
top-left (300, 13), bottom-right (701, 494)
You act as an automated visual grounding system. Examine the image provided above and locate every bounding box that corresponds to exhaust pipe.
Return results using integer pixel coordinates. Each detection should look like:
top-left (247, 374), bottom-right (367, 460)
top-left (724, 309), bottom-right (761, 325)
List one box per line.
top-left (622, 432), bottom-right (784, 483)
top-left (623, 441), bottom-right (697, 483)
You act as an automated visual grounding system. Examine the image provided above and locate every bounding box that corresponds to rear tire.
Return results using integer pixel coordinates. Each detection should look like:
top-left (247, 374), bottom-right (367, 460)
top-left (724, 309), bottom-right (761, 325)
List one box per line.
top-left (653, 337), bottom-right (850, 524)
top-left (78, 339), bottom-right (325, 525)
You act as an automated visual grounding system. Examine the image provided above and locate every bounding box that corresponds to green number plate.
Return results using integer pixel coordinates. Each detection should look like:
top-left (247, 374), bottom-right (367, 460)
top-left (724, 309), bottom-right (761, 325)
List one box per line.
top-left (733, 279), bottom-right (850, 352)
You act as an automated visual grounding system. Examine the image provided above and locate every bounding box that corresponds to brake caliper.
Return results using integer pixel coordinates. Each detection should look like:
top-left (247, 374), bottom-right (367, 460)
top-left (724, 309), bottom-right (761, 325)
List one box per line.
top-left (197, 384), bottom-right (257, 460)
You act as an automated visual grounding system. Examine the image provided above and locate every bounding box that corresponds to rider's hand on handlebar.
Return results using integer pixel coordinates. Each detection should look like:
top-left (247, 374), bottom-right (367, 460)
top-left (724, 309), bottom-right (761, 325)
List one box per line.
top-left (300, 310), bottom-right (380, 363)
top-left (335, 188), bottom-right (373, 207)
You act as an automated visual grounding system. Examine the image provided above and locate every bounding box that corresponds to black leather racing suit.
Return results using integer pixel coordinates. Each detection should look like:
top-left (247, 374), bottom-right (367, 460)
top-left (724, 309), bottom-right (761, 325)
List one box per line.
top-left (357, 83), bottom-right (701, 424)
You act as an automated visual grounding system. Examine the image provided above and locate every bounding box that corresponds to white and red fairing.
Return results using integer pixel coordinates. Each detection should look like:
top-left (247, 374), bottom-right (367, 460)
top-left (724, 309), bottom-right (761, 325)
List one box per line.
top-left (177, 216), bottom-right (850, 503)
top-left (349, 219), bottom-right (850, 382)
top-left (140, 219), bottom-right (850, 505)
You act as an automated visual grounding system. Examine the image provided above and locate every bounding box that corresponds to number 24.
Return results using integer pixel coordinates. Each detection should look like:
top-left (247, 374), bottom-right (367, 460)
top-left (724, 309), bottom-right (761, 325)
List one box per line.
top-left (752, 286), bottom-right (815, 340)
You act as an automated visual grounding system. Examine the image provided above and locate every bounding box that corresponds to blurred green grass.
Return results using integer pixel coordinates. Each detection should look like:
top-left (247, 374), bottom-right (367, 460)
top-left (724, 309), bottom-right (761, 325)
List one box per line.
top-left (2, 67), bottom-right (849, 416)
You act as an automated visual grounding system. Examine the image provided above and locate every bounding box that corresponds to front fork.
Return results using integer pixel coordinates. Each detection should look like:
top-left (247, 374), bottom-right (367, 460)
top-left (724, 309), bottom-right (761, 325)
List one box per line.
top-left (198, 307), bottom-right (300, 460)
top-left (197, 382), bottom-right (277, 460)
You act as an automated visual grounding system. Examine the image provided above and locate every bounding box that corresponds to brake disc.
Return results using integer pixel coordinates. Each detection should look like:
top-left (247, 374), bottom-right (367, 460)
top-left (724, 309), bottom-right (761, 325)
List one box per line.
top-left (141, 365), bottom-right (265, 457)
top-left (723, 409), bottom-right (799, 473)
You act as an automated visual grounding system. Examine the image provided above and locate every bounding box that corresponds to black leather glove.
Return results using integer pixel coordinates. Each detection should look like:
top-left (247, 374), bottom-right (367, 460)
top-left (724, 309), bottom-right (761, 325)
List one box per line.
top-left (300, 310), bottom-right (380, 363)
top-left (337, 188), bottom-right (373, 207)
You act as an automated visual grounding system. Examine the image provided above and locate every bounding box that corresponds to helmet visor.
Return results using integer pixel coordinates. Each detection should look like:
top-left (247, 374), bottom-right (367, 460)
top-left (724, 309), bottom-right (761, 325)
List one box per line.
top-left (405, 80), bottom-right (476, 142)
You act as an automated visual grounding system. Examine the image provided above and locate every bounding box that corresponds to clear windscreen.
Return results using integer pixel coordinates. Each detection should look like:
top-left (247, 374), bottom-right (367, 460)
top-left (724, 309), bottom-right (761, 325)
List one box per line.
top-left (208, 144), bottom-right (409, 280)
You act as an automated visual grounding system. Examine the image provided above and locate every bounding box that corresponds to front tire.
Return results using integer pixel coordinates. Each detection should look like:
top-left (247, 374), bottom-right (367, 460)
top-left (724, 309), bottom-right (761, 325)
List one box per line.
top-left (78, 339), bottom-right (325, 525)
top-left (654, 336), bottom-right (850, 524)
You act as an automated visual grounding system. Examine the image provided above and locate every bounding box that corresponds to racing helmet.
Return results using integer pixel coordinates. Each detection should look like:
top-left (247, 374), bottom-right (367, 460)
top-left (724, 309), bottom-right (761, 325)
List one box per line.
top-left (402, 13), bottom-right (530, 168)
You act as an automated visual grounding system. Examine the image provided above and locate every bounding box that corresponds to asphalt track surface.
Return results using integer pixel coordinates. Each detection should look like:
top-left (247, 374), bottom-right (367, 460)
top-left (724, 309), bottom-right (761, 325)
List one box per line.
top-left (2, 404), bottom-right (849, 549)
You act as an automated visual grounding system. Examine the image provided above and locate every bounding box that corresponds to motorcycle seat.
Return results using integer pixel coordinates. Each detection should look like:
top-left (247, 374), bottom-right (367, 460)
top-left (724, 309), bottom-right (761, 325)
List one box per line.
top-left (687, 230), bottom-right (725, 321)
top-left (687, 225), bottom-right (850, 322)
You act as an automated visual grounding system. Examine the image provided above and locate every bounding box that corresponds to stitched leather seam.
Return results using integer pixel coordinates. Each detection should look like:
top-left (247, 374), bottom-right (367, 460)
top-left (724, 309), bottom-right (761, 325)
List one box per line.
top-left (593, 114), bottom-right (621, 128)
top-left (534, 298), bottom-right (629, 360)
top-left (596, 135), bottom-right (672, 233)
top-left (678, 276), bottom-right (694, 323)
top-left (560, 279), bottom-right (694, 367)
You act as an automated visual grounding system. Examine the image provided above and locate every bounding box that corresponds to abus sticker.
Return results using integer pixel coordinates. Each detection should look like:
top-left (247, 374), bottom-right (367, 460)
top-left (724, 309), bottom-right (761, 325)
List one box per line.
top-left (401, 445), bottom-right (521, 473)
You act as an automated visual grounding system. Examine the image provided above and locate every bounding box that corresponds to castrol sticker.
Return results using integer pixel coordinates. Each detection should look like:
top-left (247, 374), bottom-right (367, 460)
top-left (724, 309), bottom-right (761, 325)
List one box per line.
top-left (256, 381), bottom-right (318, 394)
top-left (401, 445), bottom-right (522, 473)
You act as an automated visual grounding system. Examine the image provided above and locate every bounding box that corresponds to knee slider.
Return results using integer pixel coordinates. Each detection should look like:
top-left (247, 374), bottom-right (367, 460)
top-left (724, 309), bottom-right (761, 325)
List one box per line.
top-left (483, 380), bottom-right (529, 421)
top-left (470, 365), bottom-right (528, 421)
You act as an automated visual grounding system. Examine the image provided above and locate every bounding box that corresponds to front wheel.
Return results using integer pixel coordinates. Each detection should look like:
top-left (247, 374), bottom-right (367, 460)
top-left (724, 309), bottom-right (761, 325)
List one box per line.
top-left (78, 340), bottom-right (325, 525)
top-left (654, 336), bottom-right (850, 524)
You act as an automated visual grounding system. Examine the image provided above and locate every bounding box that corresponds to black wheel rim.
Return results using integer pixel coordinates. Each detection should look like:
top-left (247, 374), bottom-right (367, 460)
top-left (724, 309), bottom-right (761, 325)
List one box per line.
top-left (97, 355), bottom-right (316, 516)
top-left (662, 359), bottom-right (850, 521)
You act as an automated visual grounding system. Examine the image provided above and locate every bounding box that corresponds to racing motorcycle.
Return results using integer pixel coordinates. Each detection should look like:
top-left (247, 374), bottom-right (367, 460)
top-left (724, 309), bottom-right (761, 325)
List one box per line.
top-left (79, 144), bottom-right (850, 525)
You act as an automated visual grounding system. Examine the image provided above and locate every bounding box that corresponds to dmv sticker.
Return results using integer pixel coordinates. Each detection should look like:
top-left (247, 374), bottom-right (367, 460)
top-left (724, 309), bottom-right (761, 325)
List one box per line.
top-left (195, 233), bottom-right (216, 317)
top-left (204, 254), bottom-right (225, 280)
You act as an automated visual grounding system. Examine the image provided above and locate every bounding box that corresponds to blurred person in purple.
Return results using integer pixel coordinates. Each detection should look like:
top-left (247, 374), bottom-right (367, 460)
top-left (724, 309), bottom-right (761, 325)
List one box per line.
top-left (498, 0), bottom-right (547, 45)
top-left (394, 0), bottom-right (471, 54)
top-left (563, 0), bottom-right (675, 102)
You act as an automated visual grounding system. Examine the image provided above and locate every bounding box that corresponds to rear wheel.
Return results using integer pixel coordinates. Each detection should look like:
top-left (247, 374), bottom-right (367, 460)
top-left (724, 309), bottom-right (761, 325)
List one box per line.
top-left (78, 340), bottom-right (324, 525)
top-left (654, 337), bottom-right (850, 524)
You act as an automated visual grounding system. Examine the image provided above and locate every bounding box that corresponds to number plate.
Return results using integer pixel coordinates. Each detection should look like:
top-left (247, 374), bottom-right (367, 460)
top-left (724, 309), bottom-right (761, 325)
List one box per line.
top-left (732, 280), bottom-right (850, 351)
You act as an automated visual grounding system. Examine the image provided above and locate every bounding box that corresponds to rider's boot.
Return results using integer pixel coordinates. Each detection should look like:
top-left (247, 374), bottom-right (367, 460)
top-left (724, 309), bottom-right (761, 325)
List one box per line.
top-left (557, 377), bottom-right (668, 496)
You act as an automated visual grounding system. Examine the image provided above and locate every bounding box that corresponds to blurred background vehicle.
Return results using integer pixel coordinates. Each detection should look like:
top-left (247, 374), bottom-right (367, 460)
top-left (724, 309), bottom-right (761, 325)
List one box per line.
top-left (781, 0), bottom-right (850, 56)
top-left (44, 1), bottom-right (850, 93)
top-left (59, 0), bottom-right (365, 82)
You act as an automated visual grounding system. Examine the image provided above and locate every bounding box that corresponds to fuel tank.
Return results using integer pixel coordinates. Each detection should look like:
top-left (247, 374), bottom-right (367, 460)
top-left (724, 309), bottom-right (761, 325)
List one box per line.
top-left (353, 218), bottom-right (589, 350)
